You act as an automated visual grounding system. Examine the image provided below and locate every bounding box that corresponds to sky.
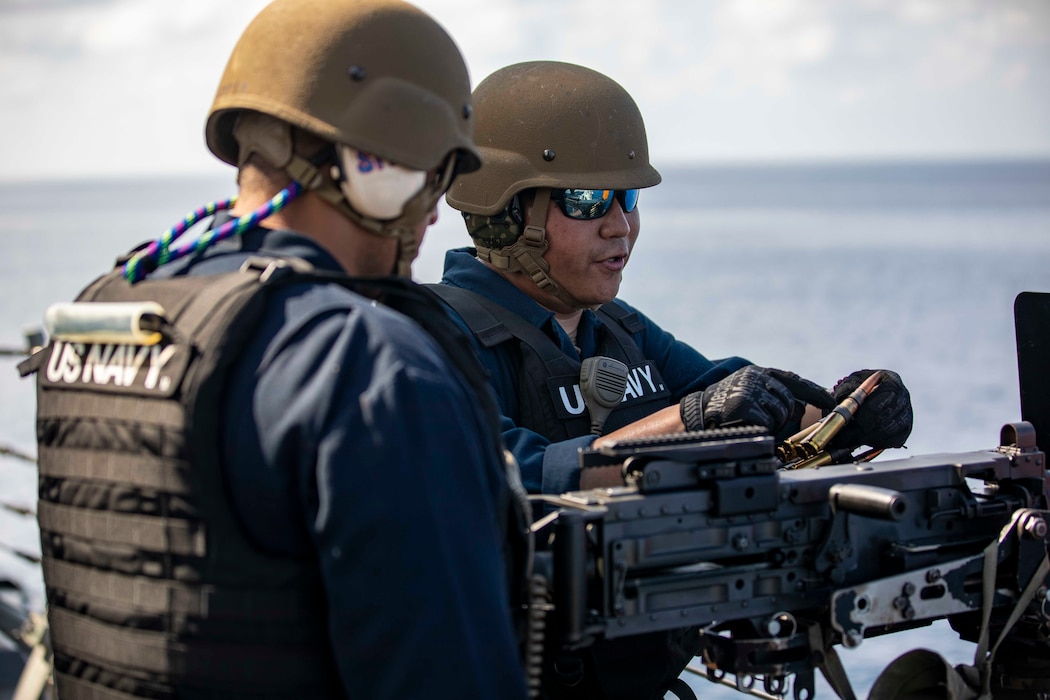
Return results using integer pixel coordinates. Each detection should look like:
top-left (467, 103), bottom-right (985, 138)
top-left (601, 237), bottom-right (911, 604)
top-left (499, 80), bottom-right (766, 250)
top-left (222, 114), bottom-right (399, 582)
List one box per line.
top-left (1, 0), bottom-right (1049, 182)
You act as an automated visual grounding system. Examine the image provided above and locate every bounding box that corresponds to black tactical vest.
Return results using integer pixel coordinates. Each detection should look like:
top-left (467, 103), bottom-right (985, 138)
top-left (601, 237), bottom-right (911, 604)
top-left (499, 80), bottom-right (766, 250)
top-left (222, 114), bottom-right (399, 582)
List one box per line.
top-left (430, 285), bottom-right (671, 442)
top-left (22, 257), bottom-right (529, 699)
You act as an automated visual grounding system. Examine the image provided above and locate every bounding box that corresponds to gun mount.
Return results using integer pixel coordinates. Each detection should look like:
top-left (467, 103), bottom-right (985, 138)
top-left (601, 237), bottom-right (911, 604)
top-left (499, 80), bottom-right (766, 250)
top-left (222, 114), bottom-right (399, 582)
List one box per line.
top-left (532, 423), bottom-right (1050, 699)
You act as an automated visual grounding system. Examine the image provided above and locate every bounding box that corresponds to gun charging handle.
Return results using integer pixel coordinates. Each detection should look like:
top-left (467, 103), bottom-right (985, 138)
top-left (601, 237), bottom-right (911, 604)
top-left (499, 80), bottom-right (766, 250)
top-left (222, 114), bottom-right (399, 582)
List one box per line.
top-left (829, 483), bottom-right (907, 520)
top-left (580, 357), bottom-right (629, 436)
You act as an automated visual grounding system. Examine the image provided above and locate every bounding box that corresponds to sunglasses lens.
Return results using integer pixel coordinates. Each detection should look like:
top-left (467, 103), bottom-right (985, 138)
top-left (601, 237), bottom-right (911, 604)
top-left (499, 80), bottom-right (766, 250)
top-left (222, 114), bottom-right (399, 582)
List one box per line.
top-left (620, 189), bottom-right (639, 213)
top-left (555, 189), bottom-right (614, 220)
top-left (553, 188), bottom-right (640, 220)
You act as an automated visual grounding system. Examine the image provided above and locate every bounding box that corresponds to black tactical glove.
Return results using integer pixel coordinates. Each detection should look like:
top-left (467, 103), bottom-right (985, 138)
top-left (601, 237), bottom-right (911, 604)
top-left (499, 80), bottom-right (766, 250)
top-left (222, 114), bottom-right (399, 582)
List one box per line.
top-left (827, 369), bottom-right (913, 449)
top-left (680, 366), bottom-right (835, 436)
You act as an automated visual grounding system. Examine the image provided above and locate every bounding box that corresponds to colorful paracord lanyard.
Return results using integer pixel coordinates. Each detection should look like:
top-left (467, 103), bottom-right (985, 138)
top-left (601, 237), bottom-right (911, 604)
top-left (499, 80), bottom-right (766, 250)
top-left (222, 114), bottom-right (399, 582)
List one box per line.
top-left (122, 181), bottom-right (303, 283)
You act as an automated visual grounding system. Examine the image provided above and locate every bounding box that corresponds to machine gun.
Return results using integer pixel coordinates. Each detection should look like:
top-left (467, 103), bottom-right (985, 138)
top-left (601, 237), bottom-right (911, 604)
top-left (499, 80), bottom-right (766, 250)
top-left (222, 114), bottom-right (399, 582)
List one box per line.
top-left (531, 423), bottom-right (1050, 699)
top-left (527, 293), bottom-right (1050, 699)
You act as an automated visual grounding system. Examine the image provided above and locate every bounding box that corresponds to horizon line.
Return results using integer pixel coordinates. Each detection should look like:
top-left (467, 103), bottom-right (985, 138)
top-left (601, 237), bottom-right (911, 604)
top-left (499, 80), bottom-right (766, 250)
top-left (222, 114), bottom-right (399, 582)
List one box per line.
top-left (4, 154), bottom-right (1050, 186)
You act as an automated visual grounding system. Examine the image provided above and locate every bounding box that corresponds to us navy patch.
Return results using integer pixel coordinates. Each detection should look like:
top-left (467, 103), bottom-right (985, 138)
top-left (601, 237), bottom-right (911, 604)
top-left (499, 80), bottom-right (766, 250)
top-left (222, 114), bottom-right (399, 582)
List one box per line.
top-left (41, 340), bottom-right (188, 398)
top-left (547, 361), bottom-right (670, 421)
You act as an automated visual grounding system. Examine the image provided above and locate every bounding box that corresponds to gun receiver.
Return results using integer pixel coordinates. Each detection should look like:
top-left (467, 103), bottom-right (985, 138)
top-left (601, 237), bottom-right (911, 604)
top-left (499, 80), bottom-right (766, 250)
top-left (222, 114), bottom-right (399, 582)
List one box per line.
top-left (534, 424), bottom-right (1050, 699)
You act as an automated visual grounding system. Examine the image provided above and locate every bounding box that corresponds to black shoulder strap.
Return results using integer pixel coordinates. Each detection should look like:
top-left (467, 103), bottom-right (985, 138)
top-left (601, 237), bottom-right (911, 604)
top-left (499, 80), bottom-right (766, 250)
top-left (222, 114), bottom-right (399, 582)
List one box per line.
top-left (595, 300), bottom-right (647, 365)
top-left (428, 284), bottom-right (514, 347)
top-left (428, 283), bottom-right (583, 378)
top-left (597, 299), bottom-right (645, 334)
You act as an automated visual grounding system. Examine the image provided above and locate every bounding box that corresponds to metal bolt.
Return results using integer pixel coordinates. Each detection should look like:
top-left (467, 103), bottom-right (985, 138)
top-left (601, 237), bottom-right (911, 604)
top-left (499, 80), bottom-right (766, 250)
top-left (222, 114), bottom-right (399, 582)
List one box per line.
top-left (628, 150), bottom-right (636, 159)
top-left (767, 612), bottom-right (796, 638)
top-left (348, 65), bottom-right (366, 81)
top-left (926, 569), bottom-right (942, 583)
top-left (733, 533), bottom-right (751, 551)
top-left (1024, 514), bottom-right (1048, 539)
top-left (902, 582), bottom-right (916, 597)
top-left (542, 149), bottom-right (556, 161)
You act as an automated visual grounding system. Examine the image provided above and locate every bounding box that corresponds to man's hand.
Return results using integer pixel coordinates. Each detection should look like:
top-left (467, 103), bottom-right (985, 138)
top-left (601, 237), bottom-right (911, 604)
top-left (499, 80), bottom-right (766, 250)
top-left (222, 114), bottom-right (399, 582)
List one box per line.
top-left (828, 369), bottom-right (913, 449)
top-left (680, 366), bottom-right (834, 435)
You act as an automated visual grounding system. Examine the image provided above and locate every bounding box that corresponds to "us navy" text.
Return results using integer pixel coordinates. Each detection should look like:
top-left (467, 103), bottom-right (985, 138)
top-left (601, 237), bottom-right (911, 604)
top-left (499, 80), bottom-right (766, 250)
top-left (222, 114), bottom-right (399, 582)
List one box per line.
top-left (45, 341), bottom-right (177, 392)
top-left (559, 364), bottom-right (663, 415)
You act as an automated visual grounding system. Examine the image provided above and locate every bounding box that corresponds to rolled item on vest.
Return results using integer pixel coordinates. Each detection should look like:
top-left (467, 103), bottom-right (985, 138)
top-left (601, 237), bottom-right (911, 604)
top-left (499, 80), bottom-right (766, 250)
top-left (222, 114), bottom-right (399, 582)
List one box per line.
top-left (44, 302), bottom-right (167, 346)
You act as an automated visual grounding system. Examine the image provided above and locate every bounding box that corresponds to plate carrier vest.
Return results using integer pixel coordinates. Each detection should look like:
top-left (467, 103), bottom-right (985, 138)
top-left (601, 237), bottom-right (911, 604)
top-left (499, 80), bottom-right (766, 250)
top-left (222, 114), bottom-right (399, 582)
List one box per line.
top-left (21, 256), bottom-right (528, 699)
top-left (429, 285), bottom-right (671, 441)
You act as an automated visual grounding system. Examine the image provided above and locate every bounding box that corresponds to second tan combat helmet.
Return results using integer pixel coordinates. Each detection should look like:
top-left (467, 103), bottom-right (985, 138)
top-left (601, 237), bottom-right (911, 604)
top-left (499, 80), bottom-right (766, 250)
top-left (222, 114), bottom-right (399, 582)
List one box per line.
top-left (205, 0), bottom-right (481, 277)
top-left (446, 61), bottom-right (660, 307)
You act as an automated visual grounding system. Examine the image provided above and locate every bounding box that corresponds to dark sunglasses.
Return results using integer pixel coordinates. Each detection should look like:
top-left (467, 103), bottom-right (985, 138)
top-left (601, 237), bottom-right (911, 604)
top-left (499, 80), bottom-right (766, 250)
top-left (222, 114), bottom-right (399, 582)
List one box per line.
top-left (549, 188), bottom-right (640, 221)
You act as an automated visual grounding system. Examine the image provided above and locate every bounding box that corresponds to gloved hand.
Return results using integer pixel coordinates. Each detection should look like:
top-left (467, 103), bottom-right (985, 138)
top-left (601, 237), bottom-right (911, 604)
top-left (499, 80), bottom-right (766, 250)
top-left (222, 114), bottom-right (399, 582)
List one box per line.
top-left (680, 366), bottom-right (835, 436)
top-left (827, 369), bottom-right (913, 449)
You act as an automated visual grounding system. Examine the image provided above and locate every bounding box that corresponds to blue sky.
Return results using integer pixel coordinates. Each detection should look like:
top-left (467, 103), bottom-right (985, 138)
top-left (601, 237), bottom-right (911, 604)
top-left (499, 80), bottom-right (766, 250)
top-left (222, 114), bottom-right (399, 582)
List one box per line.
top-left (1, 0), bottom-right (1048, 181)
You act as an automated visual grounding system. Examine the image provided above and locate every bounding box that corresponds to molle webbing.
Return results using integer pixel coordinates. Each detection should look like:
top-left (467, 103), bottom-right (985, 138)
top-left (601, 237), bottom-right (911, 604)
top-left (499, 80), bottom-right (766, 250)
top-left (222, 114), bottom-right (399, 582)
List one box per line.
top-left (42, 558), bottom-right (316, 623)
top-left (48, 606), bottom-right (334, 681)
top-left (38, 501), bottom-right (206, 556)
top-left (36, 445), bottom-right (191, 494)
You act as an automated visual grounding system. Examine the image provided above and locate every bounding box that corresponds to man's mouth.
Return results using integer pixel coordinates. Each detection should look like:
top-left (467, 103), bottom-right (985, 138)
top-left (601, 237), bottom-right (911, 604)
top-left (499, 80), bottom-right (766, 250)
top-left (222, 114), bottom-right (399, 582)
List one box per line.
top-left (597, 250), bottom-right (629, 269)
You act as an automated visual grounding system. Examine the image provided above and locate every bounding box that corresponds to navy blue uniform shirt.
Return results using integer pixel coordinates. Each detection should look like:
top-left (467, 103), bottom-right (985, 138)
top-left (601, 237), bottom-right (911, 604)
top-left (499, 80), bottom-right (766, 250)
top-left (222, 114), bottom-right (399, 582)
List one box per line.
top-left (439, 247), bottom-right (751, 495)
top-left (157, 226), bottom-right (527, 699)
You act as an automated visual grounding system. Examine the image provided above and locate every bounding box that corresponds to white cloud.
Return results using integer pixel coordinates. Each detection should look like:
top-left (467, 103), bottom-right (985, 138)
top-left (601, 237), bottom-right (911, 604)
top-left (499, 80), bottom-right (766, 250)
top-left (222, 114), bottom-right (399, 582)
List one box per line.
top-left (710, 0), bottom-right (837, 95)
top-left (0, 0), bottom-right (1048, 181)
top-left (1003, 61), bottom-right (1030, 89)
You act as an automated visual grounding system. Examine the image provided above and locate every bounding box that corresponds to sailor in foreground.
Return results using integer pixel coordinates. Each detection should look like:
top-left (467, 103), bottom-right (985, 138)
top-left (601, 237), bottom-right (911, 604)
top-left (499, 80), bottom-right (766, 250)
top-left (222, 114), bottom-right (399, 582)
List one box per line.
top-left (20, 1), bottom-right (529, 698)
top-left (433, 60), bottom-right (915, 699)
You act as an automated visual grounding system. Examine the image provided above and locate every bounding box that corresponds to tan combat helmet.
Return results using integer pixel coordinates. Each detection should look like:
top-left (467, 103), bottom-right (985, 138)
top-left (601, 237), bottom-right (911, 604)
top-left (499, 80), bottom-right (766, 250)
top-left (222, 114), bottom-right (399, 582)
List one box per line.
top-left (206, 0), bottom-right (481, 277)
top-left (446, 60), bottom-right (660, 307)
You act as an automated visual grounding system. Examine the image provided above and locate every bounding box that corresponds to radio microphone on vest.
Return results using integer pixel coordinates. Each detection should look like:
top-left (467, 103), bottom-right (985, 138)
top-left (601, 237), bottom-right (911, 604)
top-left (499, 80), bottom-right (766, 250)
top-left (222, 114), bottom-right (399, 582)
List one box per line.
top-left (579, 356), bottom-right (629, 436)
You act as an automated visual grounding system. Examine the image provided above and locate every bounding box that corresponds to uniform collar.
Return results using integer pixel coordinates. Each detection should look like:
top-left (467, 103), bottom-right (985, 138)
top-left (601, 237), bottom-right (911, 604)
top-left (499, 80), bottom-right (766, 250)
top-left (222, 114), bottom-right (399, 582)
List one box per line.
top-left (208, 214), bottom-right (346, 273)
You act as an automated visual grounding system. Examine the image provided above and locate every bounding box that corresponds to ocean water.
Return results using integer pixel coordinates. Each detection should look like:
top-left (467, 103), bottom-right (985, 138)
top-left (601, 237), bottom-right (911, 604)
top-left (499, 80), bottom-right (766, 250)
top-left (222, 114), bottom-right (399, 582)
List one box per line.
top-left (0, 160), bottom-right (1048, 698)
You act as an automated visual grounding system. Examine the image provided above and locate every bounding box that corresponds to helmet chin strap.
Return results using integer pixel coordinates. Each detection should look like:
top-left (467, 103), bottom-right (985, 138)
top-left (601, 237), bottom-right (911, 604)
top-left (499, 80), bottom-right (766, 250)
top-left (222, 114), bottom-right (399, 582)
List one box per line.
top-left (474, 188), bottom-right (597, 311)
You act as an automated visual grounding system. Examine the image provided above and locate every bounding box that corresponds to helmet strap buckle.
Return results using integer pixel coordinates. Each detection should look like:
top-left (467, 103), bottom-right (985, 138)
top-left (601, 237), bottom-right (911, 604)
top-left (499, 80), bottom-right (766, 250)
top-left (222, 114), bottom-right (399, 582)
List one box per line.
top-left (286, 153), bottom-right (325, 190)
top-left (521, 188), bottom-right (551, 247)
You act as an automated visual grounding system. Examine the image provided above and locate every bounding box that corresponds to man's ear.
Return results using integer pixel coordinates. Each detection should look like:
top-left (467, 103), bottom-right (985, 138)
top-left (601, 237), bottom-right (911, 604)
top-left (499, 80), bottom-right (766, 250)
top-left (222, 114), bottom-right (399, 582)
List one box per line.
top-left (232, 112), bottom-right (294, 170)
